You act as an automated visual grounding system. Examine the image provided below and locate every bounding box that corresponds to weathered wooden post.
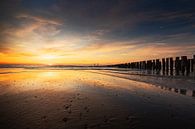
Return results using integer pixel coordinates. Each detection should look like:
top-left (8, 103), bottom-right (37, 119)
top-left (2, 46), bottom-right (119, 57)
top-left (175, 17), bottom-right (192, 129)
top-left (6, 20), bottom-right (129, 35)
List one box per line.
top-left (152, 60), bottom-right (156, 70)
top-left (175, 57), bottom-right (180, 75)
top-left (159, 61), bottom-right (161, 71)
top-left (181, 56), bottom-right (187, 75)
top-left (193, 55), bottom-right (195, 78)
top-left (147, 61), bottom-right (149, 69)
top-left (143, 61), bottom-right (146, 69)
top-left (131, 62), bottom-right (133, 68)
top-left (133, 62), bottom-right (135, 68)
top-left (142, 61), bottom-right (145, 69)
top-left (174, 88), bottom-right (179, 93)
top-left (162, 58), bottom-right (165, 75)
top-left (149, 60), bottom-right (152, 70)
top-left (190, 59), bottom-right (193, 72)
top-left (128, 63), bottom-right (130, 68)
top-left (166, 58), bottom-right (169, 75)
top-left (140, 61), bottom-right (142, 69)
top-left (148, 60), bottom-right (152, 74)
top-left (170, 57), bottom-right (173, 75)
top-left (155, 59), bottom-right (158, 70)
top-left (156, 59), bottom-right (160, 74)
top-left (180, 89), bottom-right (187, 95)
top-left (192, 90), bottom-right (195, 97)
top-left (139, 61), bottom-right (142, 69)
top-left (187, 59), bottom-right (190, 76)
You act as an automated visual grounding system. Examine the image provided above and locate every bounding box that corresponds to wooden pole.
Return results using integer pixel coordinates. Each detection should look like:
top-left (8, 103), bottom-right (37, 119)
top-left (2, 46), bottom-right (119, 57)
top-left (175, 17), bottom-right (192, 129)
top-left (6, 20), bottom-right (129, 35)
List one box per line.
top-left (152, 60), bottom-right (156, 70)
top-left (170, 57), bottom-right (173, 75)
top-left (181, 56), bottom-right (187, 76)
top-left (187, 59), bottom-right (190, 76)
top-left (155, 59), bottom-right (159, 70)
top-left (139, 62), bottom-right (142, 69)
top-left (159, 61), bottom-right (161, 71)
top-left (166, 58), bottom-right (169, 75)
top-left (135, 62), bottom-right (138, 69)
top-left (140, 61), bottom-right (143, 69)
top-left (162, 58), bottom-right (165, 75)
top-left (128, 63), bottom-right (130, 68)
top-left (141, 61), bottom-right (144, 69)
top-left (175, 57), bottom-right (180, 75)
top-left (156, 59), bottom-right (160, 74)
top-left (190, 59), bottom-right (193, 72)
top-left (143, 61), bottom-right (145, 69)
top-left (149, 60), bottom-right (152, 70)
top-left (193, 55), bottom-right (195, 78)
top-left (147, 61), bottom-right (149, 69)
top-left (192, 90), bottom-right (195, 97)
top-left (180, 89), bottom-right (187, 95)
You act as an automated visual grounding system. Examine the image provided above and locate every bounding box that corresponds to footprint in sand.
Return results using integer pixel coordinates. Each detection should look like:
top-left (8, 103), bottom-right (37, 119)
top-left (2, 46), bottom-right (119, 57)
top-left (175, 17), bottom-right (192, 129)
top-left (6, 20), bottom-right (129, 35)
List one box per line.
top-left (84, 106), bottom-right (90, 113)
top-left (62, 117), bottom-right (68, 123)
top-left (64, 104), bottom-right (71, 110)
top-left (126, 115), bottom-right (137, 122)
top-left (68, 109), bottom-right (72, 114)
top-left (103, 116), bottom-right (110, 124)
top-left (41, 115), bottom-right (47, 121)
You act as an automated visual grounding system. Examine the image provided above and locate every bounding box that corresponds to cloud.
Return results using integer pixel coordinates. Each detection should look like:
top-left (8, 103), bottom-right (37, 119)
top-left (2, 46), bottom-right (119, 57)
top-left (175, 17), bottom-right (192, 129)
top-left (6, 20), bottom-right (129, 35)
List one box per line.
top-left (0, 13), bottom-right (62, 50)
top-left (16, 14), bottom-right (62, 25)
top-left (77, 40), bottom-right (139, 53)
top-left (126, 43), bottom-right (195, 62)
top-left (0, 0), bottom-right (195, 64)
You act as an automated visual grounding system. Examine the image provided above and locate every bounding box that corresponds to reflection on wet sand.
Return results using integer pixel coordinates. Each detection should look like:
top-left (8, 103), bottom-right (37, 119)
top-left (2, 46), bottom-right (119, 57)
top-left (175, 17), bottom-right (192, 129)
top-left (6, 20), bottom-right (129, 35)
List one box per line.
top-left (0, 68), bottom-right (195, 129)
top-left (192, 91), bottom-right (195, 97)
top-left (158, 85), bottom-right (195, 98)
top-left (92, 69), bottom-right (195, 99)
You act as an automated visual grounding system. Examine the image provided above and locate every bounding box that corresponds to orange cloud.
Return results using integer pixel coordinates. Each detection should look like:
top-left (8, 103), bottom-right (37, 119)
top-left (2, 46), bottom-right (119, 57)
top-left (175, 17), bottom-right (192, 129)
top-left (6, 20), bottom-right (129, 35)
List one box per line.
top-left (126, 44), bottom-right (195, 62)
top-left (16, 14), bottom-right (62, 25)
top-left (1, 13), bottom-right (195, 65)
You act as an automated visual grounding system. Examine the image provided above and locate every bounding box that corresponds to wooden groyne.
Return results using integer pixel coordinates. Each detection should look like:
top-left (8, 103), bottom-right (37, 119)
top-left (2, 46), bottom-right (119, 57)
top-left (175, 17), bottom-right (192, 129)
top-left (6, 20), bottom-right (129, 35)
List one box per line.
top-left (112, 55), bottom-right (195, 76)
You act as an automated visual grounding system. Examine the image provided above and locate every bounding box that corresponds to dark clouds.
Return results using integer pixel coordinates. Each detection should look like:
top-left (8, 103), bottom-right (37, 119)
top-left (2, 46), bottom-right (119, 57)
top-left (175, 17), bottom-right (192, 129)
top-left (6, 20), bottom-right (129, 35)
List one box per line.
top-left (23, 1), bottom-right (195, 42)
top-left (0, 0), bottom-right (195, 56)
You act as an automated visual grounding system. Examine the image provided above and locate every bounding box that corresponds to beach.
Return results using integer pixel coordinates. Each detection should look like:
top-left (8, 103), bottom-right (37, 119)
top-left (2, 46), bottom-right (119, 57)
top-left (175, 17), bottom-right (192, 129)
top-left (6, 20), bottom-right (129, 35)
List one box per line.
top-left (0, 68), bottom-right (195, 129)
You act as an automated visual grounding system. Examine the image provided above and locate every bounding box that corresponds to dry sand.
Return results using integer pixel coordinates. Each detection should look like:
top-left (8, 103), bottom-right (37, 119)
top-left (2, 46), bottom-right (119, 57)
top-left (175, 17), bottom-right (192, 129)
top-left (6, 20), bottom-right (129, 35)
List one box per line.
top-left (0, 68), bottom-right (195, 129)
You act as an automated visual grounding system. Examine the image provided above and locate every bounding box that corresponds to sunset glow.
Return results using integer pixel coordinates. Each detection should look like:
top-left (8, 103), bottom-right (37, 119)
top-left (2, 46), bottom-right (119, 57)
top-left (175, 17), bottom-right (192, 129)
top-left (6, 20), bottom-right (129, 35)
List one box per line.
top-left (0, 0), bottom-right (195, 65)
top-left (1, 1), bottom-right (195, 129)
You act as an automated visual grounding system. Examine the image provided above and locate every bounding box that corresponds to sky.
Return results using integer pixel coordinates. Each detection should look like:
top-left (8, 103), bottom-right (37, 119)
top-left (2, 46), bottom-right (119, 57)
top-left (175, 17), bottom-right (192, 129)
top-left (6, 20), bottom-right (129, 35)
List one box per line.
top-left (0, 0), bottom-right (195, 65)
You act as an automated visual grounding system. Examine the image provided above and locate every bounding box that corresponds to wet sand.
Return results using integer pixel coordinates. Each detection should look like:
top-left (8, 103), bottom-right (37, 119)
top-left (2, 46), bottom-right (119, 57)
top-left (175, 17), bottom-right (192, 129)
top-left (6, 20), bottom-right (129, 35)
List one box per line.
top-left (0, 68), bottom-right (195, 129)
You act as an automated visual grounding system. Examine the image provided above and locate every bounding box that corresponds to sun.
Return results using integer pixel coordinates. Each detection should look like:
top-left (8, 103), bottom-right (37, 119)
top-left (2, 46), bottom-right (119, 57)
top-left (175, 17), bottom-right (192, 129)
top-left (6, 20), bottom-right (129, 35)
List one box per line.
top-left (38, 54), bottom-right (58, 65)
top-left (40, 55), bottom-right (56, 59)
